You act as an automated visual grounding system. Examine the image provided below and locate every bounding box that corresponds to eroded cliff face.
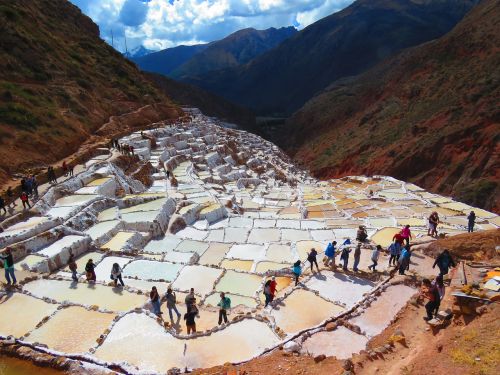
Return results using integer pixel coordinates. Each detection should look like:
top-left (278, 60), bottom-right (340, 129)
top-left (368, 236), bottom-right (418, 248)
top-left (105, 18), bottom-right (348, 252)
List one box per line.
top-left (286, 0), bottom-right (499, 212)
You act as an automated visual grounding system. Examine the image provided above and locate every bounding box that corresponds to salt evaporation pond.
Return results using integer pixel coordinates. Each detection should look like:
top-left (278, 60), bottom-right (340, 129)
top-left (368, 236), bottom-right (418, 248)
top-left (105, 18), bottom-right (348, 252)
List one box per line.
top-left (302, 326), bottom-right (369, 359)
top-left (171, 265), bottom-right (223, 296)
top-left (122, 259), bottom-right (183, 281)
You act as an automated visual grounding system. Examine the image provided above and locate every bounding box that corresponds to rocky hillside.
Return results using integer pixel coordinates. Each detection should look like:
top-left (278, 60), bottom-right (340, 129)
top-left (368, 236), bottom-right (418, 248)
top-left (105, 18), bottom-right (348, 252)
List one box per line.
top-left (171, 27), bottom-right (297, 79)
top-left (184, 0), bottom-right (478, 116)
top-left (287, 0), bottom-right (499, 212)
top-left (131, 44), bottom-right (208, 77)
top-left (0, 0), bottom-right (181, 183)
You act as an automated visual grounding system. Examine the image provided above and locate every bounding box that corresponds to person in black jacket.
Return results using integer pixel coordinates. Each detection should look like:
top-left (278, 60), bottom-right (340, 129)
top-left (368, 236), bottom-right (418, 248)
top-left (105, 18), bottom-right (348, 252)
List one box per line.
top-left (184, 303), bottom-right (198, 334)
top-left (432, 250), bottom-right (456, 276)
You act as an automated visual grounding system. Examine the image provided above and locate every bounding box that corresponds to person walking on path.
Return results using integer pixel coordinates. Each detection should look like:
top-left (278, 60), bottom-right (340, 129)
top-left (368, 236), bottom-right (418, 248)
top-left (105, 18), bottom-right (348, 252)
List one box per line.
top-left (185, 288), bottom-right (196, 312)
top-left (85, 259), bottom-right (96, 283)
top-left (20, 191), bottom-right (31, 210)
top-left (110, 263), bottom-right (124, 287)
top-left (353, 243), bottom-right (362, 272)
top-left (292, 260), bottom-right (302, 286)
top-left (217, 292), bottom-right (231, 325)
top-left (69, 164), bottom-right (74, 177)
top-left (467, 211), bottom-right (476, 233)
top-left (323, 241), bottom-right (337, 268)
top-left (368, 245), bottom-right (381, 272)
top-left (165, 288), bottom-right (181, 321)
top-left (340, 246), bottom-right (351, 270)
top-left (433, 249), bottom-right (456, 276)
top-left (0, 248), bottom-right (16, 285)
top-left (400, 225), bottom-right (412, 246)
top-left (269, 276), bottom-right (277, 302)
top-left (421, 278), bottom-right (440, 321)
top-left (62, 161), bottom-right (68, 177)
top-left (0, 195), bottom-right (6, 215)
top-left (150, 286), bottom-right (162, 316)
top-left (307, 248), bottom-right (320, 273)
top-left (31, 175), bottom-right (39, 200)
top-left (6, 187), bottom-right (16, 207)
top-left (432, 275), bottom-right (445, 316)
top-left (398, 246), bottom-right (411, 275)
top-left (428, 212), bottom-right (440, 237)
top-left (68, 254), bottom-right (78, 282)
top-left (184, 303), bottom-right (198, 334)
top-left (388, 240), bottom-right (401, 266)
top-left (264, 280), bottom-right (272, 307)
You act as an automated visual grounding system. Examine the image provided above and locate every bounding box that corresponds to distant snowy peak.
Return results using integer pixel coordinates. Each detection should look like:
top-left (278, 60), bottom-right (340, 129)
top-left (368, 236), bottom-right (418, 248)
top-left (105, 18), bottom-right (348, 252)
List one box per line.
top-left (123, 45), bottom-right (153, 59)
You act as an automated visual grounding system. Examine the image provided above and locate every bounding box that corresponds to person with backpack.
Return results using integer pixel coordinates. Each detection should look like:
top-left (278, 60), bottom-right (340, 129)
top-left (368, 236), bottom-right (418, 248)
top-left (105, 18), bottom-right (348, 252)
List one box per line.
top-left (307, 248), bottom-right (320, 273)
top-left (388, 240), bottom-right (401, 266)
top-left (184, 303), bottom-right (198, 334)
top-left (85, 259), bottom-right (96, 282)
top-left (110, 263), bottom-right (124, 287)
top-left (0, 247), bottom-right (16, 285)
top-left (68, 253), bottom-right (78, 282)
top-left (150, 286), bottom-right (162, 316)
top-left (323, 241), bottom-right (337, 268)
top-left (433, 249), bottom-right (456, 276)
top-left (217, 292), bottom-right (231, 324)
top-left (165, 287), bottom-right (181, 321)
top-left (352, 243), bottom-right (362, 272)
top-left (292, 260), bottom-right (302, 286)
top-left (20, 191), bottom-right (30, 210)
top-left (340, 246), bottom-right (351, 271)
top-left (467, 211), bottom-right (476, 233)
top-left (368, 245), bottom-right (381, 272)
top-left (421, 278), bottom-right (441, 321)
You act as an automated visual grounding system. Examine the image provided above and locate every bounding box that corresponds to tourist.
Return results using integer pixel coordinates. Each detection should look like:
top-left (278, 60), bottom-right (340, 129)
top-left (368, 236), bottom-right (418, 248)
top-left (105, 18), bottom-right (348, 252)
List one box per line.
top-left (353, 243), bottom-right (361, 272)
top-left (20, 191), bottom-right (31, 210)
top-left (269, 276), bottom-right (277, 302)
top-left (6, 187), bottom-right (15, 207)
top-left (20, 178), bottom-right (27, 194)
top-left (110, 263), bottom-right (124, 287)
top-left (467, 211), bottom-right (476, 233)
top-left (69, 164), bottom-right (74, 177)
top-left (150, 286), bottom-right (162, 316)
top-left (68, 254), bottom-right (78, 282)
top-left (324, 241), bottom-right (337, 268)
top-left (31, 175), bottom-right (39, 199)
top-left (432, 249), bottom-right (456, 276)
top-left (340, 245), bottom-right (351, 270)
top-left (165, 287), bottom-right (181, 321)
top-left (62, 161), bottom-right (68, 177)
top-left (292, 260), bottom-right (302, 286)
top-left (432, 274), bottom-right (445, 316)
top-left (398, 246), bottom-right (411, 275)
top-left (368, 245), bottom-right (381, 272)
top-left (0, 248), bottom-right (16, 285)
top-left (184, 303), bottom-right (198, 334)
top-left (166, 170), bottom-right (171, 179)
top-left (307, 248), bottom-right (320, 273)
top-left (400, 225), bottom-right (412, 246)
top-left (0, 195), bottom-right (6, 215)
top-left (185, 288), bottom-right (196, 311)
top-left (392, 231), bottom-right (405, 248)
top-left (428, 212), bottom-right (439, 237)
top-left (217, 292), bottom-right (231, 325)
top-left (264, 280), bottom-right (272, 307)
top-left (356, 225), bottom-right (368, 242)
top-left (85, 259), bottom-right (96, 282)
top-left (421, 278), bottom-right (440, 321)
top-left (388, 240), bottom-right (401, 266)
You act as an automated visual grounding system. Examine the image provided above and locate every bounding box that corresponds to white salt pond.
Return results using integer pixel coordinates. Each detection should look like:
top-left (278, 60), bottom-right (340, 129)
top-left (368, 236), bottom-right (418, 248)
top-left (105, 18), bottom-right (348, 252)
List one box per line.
top-left (123, 259), bottom-right (183, 281)
top-left (171, 265), bottom-right (223, 296)
top-left (302, 326), bottom-right (369, 359)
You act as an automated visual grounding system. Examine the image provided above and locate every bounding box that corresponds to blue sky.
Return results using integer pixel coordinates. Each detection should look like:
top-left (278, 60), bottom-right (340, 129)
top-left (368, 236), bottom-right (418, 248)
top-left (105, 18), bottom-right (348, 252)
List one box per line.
top-left (70, 0), bottom-right (354, 52)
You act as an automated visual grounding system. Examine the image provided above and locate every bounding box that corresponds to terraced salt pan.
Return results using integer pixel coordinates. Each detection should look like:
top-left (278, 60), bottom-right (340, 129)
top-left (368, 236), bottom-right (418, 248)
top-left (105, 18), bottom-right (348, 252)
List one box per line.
top-left (306, 271), bottom-right (375, 308)
top-left (27, 306), bottom-right (115, 353)
top-left (94, 313), bottom-right (184, 372)
top-left (63, 252), bottom-right (104, 273)
top-left (271, 289), bottom-right (344, 335)
top-left (226, 244), bottom-right (265, 261)
top-left (281, 229), bottom-right (311, 242)
top-left (94, 256), bottom-right (132, 282)
top-left (302, 326), bottom-right (368, 359)
top-left (204, 292), bottom-right (257, 308)
top-left (171, 265), bottom-right (223, 296)
top-left (370, 227), bottom-right (400, 247)
top-left (54, 194), bottom-right (98, 207)
top-left (120, 198), bottom-right (168, 213)
top-left (0, 293), bottom-right (58, 337)
top-left (144, 236), bottom-right (182, 254)
top-left (15, 254), bottom-right (45, 271)
top-left (247, 228), bottom-right (281, 243)
top-left (123, 260), bottom-right (183, 281)
top-left (350, 284), bottom-right (416, 337)
top-left (24, 279), bottom-right (146, 311)
top-left (86, 177), bottom-right (112, 187)
top-left (97, 207), bottom-right (119, 222)
top-left (85, 220), bottom-right (120, 241)
top-left (100, 231), bottom-right (135, 251)
top-left (175, 227), bottom-right (208, 240)
top-left (223, 227), bottom-right (249, 243)
top-left (175, 239), bottom-right (209, 255)
top-left (265, 244), bottom-right (294, 263)
top-left (0, 216), bottom-right (51, 238)
top-left (198, 243), bottom-right (230, 266)
top-left (215, 270), bottom-right (262, 297)
top-left (255, 261), bottom-right (288, 273)
top-left (296, 241), bottom-right (326, 260)
top-left (163, 250), bottom-right (195, 263)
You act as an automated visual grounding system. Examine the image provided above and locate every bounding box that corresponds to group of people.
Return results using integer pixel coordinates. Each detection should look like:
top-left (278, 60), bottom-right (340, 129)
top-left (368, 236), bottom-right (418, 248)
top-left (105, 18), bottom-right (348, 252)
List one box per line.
top-left (428, 210), bottom-right (477, 236)
top-left (61, 161), bottom-right (74, 177)
top-left (110, 138), bottom-right (135, 156)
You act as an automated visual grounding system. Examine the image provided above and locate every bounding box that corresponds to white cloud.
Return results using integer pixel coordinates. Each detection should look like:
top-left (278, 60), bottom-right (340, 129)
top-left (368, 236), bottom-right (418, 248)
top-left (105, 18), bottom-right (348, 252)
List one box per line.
top-left (69, 0), bottom-right (354, 52)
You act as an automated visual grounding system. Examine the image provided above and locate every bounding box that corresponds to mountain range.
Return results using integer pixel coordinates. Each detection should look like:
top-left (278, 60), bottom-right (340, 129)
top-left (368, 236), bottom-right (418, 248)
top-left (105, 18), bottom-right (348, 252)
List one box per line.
top-left (183, 0), bottom-right (479, 116)
top-left (286, 0), bottom-right (499, 212)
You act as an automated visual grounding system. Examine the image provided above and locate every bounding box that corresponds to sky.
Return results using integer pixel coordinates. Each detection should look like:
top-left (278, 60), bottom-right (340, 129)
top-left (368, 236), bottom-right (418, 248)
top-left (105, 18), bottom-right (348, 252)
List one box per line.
top-left (69, 0), bottom-right (354, 52)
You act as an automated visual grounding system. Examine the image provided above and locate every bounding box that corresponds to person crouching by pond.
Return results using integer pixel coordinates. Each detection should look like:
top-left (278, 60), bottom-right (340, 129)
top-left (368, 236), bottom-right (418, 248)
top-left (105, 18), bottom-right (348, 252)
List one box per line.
top-left (85, 259), bottom-right (96, 283)
top-left (110, 263), bottom-right (124, 287)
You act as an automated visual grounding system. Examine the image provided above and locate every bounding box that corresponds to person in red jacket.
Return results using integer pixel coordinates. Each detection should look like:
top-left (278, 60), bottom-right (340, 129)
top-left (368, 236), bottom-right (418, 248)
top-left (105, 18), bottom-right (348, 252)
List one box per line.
top-left (269, 276), bottom-right (277, 302)
top-left (20, 191), bottom-right (30, 210)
